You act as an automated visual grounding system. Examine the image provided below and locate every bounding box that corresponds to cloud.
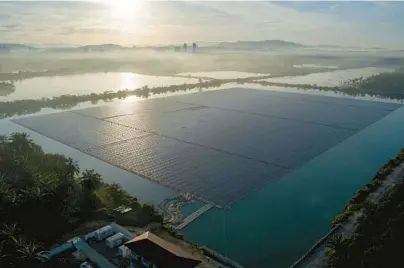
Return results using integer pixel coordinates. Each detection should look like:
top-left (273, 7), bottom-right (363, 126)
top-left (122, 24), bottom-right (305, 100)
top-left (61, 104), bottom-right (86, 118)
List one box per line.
top-left (0, 1), bottom-right (403, 48)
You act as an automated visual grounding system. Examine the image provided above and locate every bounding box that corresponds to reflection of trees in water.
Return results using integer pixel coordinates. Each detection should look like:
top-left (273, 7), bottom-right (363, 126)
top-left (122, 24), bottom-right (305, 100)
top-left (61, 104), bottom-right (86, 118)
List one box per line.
top-left (249, 68), bottom-right (404, 100)
top-left (0, 81), bottom-right (16, 96)
top-left (338, 68), bottom-right (404, 99)
top-left (1, 69), bottom-right (403, 118)
top-left (0, 80), bottom-right (226, 118)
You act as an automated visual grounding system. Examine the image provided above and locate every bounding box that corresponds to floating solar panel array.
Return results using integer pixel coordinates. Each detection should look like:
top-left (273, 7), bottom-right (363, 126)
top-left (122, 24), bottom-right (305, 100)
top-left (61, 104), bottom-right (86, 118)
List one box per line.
top-left (12, 88), bottom-right (401, 207)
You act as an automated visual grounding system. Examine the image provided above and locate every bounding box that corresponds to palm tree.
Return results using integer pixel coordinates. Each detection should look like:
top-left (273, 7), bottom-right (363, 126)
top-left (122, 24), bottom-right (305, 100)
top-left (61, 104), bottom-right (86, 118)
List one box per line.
top-left (80, 169), bottom-right (102, 191)
top-left (0, 223), bottom-right (18, 237)
top-left (65, 157), bottom-right (79, 177)
top-left (0, 135), bottom-right (8, 144)
top-left (14, 236), bottom-right (42, 259)
top-left (10, 133), bottom-right (30, 143)
top-left (327, 234), bottom-right (351, 267)
top-left (9, 133), bottom-right (34, 154)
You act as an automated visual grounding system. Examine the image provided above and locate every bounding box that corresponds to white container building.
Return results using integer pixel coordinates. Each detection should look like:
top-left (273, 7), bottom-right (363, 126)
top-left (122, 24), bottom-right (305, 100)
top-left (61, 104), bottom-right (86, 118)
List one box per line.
top-left (95, 225), bottom-right (114, 241)
top-left (106, 233), bottom-right (125, 248)
top-left (118, 245), bottom-right (132, 258)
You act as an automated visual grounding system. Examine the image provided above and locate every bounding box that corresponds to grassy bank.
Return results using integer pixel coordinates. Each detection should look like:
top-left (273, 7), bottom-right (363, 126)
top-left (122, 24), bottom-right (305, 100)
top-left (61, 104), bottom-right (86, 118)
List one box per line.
top-left (327, 149), bottom-right (404, 268)
top-left (332, 149), bottom-right (404, 225)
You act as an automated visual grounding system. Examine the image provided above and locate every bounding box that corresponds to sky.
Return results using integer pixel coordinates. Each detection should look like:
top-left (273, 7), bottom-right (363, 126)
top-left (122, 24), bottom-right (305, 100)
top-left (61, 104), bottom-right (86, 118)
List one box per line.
top-left (1, 1), bottom-right (404, 48)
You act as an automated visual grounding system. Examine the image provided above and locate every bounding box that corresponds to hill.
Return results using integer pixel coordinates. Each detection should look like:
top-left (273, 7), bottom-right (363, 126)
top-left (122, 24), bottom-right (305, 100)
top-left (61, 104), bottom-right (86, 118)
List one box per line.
top-left (0, 43), bottom-right (37, 52)
top-left (77, 43), bottom-right (130, 52)
top-left (216, 39), bottom-right (305, 50)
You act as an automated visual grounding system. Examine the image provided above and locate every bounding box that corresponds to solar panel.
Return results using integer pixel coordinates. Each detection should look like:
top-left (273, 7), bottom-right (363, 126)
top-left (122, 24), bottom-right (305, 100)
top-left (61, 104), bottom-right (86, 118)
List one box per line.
top-left (12, 88), bottom-right (401, 206)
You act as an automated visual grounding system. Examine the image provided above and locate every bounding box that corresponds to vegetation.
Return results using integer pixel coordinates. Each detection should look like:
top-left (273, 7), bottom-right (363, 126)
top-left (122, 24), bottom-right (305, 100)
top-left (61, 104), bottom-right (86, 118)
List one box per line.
top-left (1, 66), bottom-right (404, 119)
top-left (249, 67), bottom-right (404, 100)
top-left (327, 149), bottom-right (404, 268)
top-left (0, 133), bottom-right (161, 267)
top-left (0, 81), bottom-right (228, 118)
top-left (340, 67), bottom-right (404, 99)
top-left (0, 81), bottom-right (15, 96)
top-left (327, 182), bottom-right (404, 268)
top-left (332, 149), bottom-right (404, 225)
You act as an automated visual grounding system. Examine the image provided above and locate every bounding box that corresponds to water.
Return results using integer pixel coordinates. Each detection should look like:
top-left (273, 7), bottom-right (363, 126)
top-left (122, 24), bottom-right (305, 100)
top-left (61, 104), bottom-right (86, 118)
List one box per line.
top-left (181, 201), bottom-right (205, 218)
top-left (2, 74), bottom-right (404, 267)
top-left (0, 120), bottom-right (178, 206)
top-left (183, 105), bottom-right (404, 268)
top-left (213, 83), bottom-right (402, 104)
top-left (292, 64), bottom-right (338, 69)
top-left (259, 67), bottom-right (392, 87)
top-left (177, 71), bottom-right (268, 79)
top-left (1, 72), bottom-right (201, 101)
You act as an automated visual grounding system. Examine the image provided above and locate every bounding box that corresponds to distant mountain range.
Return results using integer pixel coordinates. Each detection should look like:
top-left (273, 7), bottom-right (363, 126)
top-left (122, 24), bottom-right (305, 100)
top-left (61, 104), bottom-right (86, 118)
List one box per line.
top-left (216, 40), bottom-right (305, 50)
top-left (40, 44), bottom-right (136, 53)
top-left (0, 43), bottom-right (135, 53)
top-left (0, 40), bottom-right (305, 52)
top-left (0, 40), bottom-right (395, 53)
top-left (0, 43), bottom-right (37, 52)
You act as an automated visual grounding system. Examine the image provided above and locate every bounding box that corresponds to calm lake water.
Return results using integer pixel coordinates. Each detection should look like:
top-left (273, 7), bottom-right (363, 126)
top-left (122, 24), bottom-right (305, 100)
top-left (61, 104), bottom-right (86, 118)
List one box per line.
top-left (1, 72), bottom-right (200, 101)
top-left (183, 104), bottom-right (404, 267)
top-left (259, 67), bottom-right (392, 87)
top-left (1, 71), bottom-right (404, 267)
top-left (177, 71), bottom-right (268, 79)
top-left (292, 64), bottom-right (338, 69)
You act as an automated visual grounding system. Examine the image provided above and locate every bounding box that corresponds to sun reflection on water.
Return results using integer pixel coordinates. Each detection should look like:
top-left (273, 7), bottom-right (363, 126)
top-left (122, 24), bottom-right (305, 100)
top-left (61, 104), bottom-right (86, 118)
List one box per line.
top-left (119, 72), bottom-right (140, 90)
top-left (122, 95), bottom-right (141, 103)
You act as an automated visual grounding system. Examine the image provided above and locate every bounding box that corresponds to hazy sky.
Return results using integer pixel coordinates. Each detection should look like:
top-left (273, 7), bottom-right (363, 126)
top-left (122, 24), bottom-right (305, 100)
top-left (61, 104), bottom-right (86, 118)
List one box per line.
top-left (1, 1), bottom-right (404, 48)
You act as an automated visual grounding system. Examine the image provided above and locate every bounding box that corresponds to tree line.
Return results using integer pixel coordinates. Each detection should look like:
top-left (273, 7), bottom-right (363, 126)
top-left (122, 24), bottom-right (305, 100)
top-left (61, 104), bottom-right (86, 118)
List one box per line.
top-left (327, 149), bottom-right (404, 268)
top-left (0, 133), bottom-right (161, 267)
top-left (0, 81), bottom-right (15, 96)
top-left (1, 67), bottom-right (404, 119)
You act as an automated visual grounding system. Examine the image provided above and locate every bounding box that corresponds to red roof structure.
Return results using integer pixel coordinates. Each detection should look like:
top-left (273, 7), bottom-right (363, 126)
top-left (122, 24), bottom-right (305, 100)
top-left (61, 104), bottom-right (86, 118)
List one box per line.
top-left (125, 232), bottom-right (201, 268)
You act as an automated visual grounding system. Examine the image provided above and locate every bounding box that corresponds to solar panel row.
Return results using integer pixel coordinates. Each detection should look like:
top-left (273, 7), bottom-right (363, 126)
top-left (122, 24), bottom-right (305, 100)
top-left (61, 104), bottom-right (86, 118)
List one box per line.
top-left (12, 88), bottom-right (401, 206)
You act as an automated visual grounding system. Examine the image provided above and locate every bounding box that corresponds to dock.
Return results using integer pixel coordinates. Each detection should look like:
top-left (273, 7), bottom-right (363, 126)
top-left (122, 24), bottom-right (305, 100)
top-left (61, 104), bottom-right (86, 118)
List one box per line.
top-left (175, 203), bottom-right (214, 230)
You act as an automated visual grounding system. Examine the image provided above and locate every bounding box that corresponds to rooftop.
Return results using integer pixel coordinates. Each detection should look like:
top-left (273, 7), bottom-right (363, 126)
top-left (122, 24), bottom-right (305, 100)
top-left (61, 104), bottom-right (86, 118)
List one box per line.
top-left (127, 231), bottom-right (200, 261)
top-left (37, 224), bottom-right (201, 268)
top-left (126, 231), bottom-right (201, 268)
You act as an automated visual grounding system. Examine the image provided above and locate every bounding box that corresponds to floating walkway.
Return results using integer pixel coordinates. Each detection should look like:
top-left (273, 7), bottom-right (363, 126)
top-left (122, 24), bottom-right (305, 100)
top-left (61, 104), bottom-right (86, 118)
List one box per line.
top-left (175, 203), bottom-right (214, 230)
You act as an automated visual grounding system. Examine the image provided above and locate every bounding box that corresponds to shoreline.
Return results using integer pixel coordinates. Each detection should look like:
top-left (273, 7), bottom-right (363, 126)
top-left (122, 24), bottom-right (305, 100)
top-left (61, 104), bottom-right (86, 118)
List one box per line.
top-left (290, 151), bottom-right (404, 268)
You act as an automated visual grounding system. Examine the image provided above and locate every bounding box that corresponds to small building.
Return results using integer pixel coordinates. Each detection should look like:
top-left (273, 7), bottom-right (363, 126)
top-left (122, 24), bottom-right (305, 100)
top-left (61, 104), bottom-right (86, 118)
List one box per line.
top-left (106, 232), bottom-right (125, 248)
top-left (118, 245), bottom-right (132, 258)
top-left (36, 224), bottom-right (205, 268)
top-left (95, 225), bottom-right (114, 241)
top-left (125, 232), bottom-right (201, 268)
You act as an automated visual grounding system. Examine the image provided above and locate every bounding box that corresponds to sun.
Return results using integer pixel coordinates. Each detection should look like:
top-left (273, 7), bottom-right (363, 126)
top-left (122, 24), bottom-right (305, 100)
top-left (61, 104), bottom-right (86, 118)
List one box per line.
top-left (104, 0), bottom-right (146, 22)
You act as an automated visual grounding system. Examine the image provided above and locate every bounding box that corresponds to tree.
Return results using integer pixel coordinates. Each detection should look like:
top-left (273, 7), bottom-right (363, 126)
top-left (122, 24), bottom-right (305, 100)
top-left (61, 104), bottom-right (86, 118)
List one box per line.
top-left (80, 169), bottom-right (102, 192)
top-left (327, 234), bottom-right (352, 267)
top-left (65, 157), bottom-right (79, 177)
top-left (0, 133), bottom-right (161, 266)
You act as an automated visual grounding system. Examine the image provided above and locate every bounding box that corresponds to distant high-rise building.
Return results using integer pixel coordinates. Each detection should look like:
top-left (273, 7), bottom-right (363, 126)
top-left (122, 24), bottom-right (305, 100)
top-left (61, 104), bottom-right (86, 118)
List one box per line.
top-left (192, 43), bottom-right (197, 53)
top-left (183, 43), bottom-right (187, 52)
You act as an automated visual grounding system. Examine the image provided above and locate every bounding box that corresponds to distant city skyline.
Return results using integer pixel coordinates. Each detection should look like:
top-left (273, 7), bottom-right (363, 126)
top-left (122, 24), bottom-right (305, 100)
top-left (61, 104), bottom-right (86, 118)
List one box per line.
top-left (1, 1), bottom-right (404, 49)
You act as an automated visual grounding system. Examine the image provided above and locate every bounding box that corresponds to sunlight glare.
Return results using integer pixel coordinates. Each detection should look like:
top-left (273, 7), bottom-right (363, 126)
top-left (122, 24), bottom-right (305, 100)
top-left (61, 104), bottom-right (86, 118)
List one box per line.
top-left (119, 72), bottom-right (139, 90)
top-left (104, 0), bottom-right (148, 29)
